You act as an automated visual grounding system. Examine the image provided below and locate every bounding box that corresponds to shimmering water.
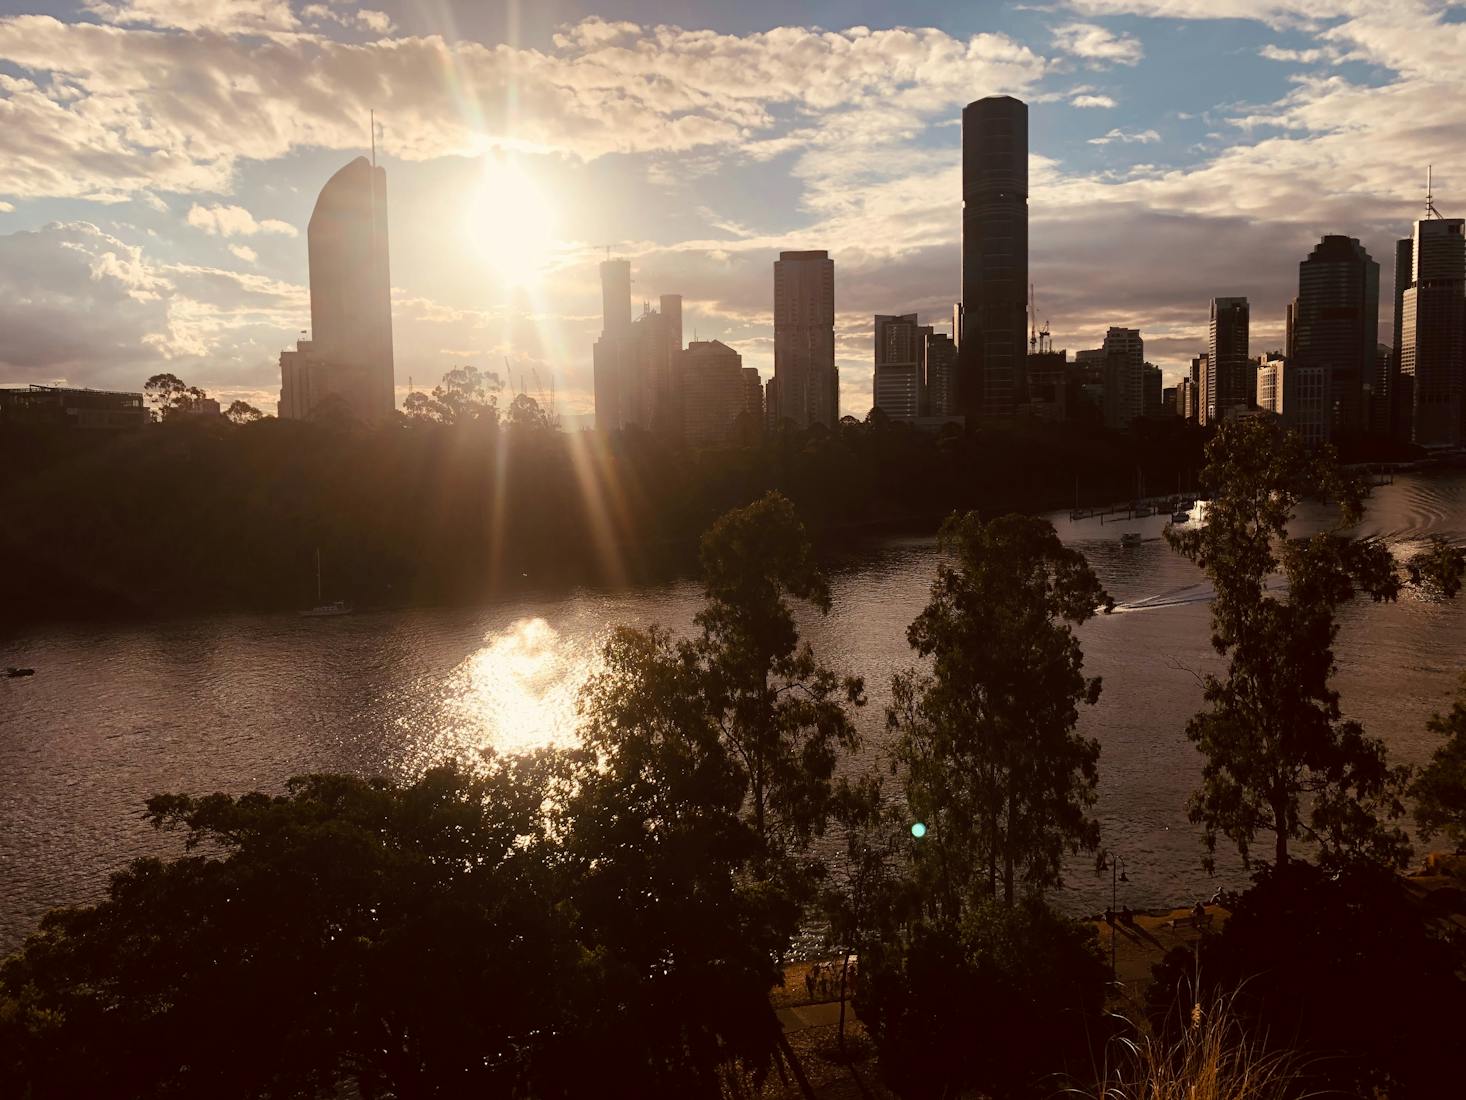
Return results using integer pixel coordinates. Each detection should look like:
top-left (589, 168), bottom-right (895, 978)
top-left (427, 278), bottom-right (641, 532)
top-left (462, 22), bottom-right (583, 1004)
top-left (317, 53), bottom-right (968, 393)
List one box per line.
top-left (3, 471), bottom-right (1464, 953)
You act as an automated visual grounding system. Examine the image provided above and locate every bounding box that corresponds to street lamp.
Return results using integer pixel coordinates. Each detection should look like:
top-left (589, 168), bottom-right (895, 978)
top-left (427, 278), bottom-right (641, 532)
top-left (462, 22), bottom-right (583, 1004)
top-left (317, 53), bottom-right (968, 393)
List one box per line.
top-left (1097, 850), bottom-right (1128, 980)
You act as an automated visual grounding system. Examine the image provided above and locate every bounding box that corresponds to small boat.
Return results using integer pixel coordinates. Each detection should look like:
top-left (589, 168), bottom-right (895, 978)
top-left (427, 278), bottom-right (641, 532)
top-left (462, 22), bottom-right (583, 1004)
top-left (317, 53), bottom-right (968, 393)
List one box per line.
top-left (300, 548), bottom-right (353, 617)
top-left (1171, 511), bottom-right (1190, 524)
top-left (6, 667), bottom-right (35, 678)
top-left (300, 600), bottom-right (354, 618)
top-left (1120, 532), bottom-right (1142, 548)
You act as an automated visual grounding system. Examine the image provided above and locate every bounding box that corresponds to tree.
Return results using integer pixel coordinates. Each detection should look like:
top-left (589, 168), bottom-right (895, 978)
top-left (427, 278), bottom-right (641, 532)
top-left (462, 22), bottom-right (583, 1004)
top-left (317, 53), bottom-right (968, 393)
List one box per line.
top-left (1164, 418), bottom-right (1457, 871)
top-left (693, 491), bottom-right (865, 882)
top-left (570, 625), bottom-right (791, 1095)
top-left (0, 759), bottom-right (582, 1100)
top-left (142, 372), bottom-right (190, 421)
top-left (1146, 860), bottom-right (1466, 1097)
top-left (891, 512), bottom-right (1111, 913)
top-left (1412, 673), bottom-right (1466, 850)
top-left (403, 365), bottom-right (502, 425)
top-left (860, 901), bottom-right (1108, 1100)
top-left (224, 399), bottom-right (263, 424)
top-left (507, 391), bottom-right (552, 430)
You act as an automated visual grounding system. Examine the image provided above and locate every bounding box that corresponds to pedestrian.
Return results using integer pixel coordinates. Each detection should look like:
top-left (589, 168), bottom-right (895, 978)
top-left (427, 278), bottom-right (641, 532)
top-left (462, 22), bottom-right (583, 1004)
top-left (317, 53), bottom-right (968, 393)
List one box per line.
top-left (804, 969), bottom-right (815, 1001)
top-left (1122, 905), bottom-right (1133, 926)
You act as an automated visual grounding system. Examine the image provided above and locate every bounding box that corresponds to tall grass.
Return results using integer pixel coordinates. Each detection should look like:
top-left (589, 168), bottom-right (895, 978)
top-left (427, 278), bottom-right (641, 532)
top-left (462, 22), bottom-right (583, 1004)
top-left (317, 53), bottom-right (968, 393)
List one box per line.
top-left (1072, 992), bottom-right (1314, 1100)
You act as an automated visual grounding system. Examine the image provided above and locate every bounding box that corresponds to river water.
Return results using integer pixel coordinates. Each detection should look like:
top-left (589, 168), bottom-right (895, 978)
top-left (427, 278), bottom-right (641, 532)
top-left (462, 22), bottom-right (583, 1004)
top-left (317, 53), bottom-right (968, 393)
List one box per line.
top-left (3, 471), bottom-right (1464, 954)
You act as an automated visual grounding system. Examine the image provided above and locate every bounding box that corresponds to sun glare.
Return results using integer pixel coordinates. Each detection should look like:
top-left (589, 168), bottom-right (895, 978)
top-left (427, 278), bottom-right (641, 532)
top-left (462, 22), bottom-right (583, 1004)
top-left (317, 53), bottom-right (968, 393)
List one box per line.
top-left (468, 158), bottom-right (560, 288)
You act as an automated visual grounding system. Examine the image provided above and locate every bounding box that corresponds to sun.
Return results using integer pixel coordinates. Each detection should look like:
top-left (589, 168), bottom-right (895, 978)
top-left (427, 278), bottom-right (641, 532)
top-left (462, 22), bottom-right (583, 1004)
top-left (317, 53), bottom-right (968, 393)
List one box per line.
top-left (467, 157), bottom-right (560, 288)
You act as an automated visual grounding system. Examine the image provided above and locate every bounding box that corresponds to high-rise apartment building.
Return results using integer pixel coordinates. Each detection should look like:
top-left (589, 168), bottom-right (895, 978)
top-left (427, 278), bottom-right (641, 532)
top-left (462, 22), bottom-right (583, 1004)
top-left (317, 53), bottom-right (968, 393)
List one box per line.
top-left (1100, 327), bottom-right (1144, 431)
top-left (593, 263), bottom-right (686, 435)
top-left (960, 96), bottom-right (1027, 419)
top-left (772, 250), bottom-right (838, 429)
top-left (280, 157), bottom-right (395, 422)
top-left (1143, 363), bottom-right (1164, 418)
top-left (926, 330), bottom-right (959, 417)
top-left (1293, 235), bottom-right (1378, 441)
top-left (679, 340), bottom-right (747, 447)
top-left (1400, 215), bottom-right (1465, 447)
top-left (1206, 298), bottom-right (1250, 424)
top-left (873, 313), bottom-right (926, 421)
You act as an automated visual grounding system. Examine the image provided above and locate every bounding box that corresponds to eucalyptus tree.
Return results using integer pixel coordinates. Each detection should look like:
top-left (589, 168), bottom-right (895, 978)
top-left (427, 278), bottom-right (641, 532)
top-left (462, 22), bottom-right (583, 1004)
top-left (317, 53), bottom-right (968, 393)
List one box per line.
top-left (1166, 416), bottom-right (1463, 871)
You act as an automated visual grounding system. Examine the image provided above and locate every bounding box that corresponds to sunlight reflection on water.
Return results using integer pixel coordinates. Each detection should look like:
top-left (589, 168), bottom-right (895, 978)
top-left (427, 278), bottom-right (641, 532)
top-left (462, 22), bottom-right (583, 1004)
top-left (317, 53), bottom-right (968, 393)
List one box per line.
top-left (400, 617), bottom-right (598, 772)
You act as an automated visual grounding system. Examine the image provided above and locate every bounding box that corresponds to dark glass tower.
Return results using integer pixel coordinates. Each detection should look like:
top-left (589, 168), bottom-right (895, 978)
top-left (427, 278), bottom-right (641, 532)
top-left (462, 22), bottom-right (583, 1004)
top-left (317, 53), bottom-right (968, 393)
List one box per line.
top-left (961, 96), bottom-right (1027, 419)
top-left (1293, 235), bottom-right (1379, 440)
top-left (1400, 217), bottom-right (1465, 447)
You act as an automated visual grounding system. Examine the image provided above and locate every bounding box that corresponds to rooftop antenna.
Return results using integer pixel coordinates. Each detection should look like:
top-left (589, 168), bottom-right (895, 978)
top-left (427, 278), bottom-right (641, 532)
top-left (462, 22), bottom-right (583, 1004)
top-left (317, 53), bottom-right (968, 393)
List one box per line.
top-left (1029, 283), bottom-right (1038, 355)
top-left (1426, 165), bottom-right (1443, 219)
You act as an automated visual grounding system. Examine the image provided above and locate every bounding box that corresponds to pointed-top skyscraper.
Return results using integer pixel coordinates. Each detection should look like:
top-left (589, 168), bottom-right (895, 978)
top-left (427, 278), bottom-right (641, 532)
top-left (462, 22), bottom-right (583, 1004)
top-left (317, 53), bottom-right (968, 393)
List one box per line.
top-left (961, 96), bottom-right (1028, 419)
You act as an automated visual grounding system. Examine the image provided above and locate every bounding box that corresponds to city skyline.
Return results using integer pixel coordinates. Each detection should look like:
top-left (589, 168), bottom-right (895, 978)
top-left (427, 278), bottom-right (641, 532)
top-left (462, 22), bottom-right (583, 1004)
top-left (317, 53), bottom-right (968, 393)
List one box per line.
top-left (1, 2), bottom-right (1464, 420)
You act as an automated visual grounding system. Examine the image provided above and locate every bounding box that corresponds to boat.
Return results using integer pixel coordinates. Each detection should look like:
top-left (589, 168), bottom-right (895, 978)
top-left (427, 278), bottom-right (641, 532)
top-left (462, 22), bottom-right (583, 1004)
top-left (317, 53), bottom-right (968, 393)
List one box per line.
top-left (300, 600), bottom-right (353, 618)
top-left (1171, 511), bottom-right (1190, 524)
top-left (300, 549), bottom-right (353, 618)
top-left (5, 667), bottom-right (35, 678)
top-left (1120, 532), bottom-right (1142, 548)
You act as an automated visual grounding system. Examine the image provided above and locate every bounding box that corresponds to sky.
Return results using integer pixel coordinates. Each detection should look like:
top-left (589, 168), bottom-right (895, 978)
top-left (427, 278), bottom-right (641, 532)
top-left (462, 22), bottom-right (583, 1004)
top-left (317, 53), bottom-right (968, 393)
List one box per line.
top-left (0, 0), bottom-right (1460, 420)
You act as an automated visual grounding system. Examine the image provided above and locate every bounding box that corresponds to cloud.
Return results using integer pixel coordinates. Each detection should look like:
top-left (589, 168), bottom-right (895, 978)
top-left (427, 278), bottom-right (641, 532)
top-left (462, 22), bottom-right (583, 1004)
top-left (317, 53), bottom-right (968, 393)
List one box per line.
top-left (1071, 93), bottom-right (1117, 108)
top-left (0, 16), bottom-right (1045, 203)
top-left (228, 243), bottom-right (258, 263)
top-left (186, 204), bottom-right (297, 237)
top-left (1053, 22), bottom-right (1144, 65)
top-left (1088, 127), bottom-right (1161, 144)
top-left (85, 0), bottom-right (298, 36)
top-left (1258, 44), bottom-right (1334, 63)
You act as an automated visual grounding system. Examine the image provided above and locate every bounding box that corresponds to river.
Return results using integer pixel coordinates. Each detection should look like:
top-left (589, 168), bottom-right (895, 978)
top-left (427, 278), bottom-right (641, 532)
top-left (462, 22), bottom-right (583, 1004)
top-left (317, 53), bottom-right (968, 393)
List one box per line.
top-left (3, 470), bottom-right (1464, 954)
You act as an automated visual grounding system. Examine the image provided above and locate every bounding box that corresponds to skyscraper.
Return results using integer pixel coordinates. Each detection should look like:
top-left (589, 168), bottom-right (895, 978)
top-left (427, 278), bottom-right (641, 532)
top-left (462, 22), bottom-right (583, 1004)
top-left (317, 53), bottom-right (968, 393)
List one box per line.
top-left (1293, 235), bottom-right (1379, 441)
top-left (679, 340), bottom-right (747, 447)
top-left (593, 259), bottom-right (633, 430)
top-left (281, 156), bottom-right (395, 421)
top-left (1400, 215), bottom-right (1465, 447)
top-left (873, 313), bottom-right (926, 421)
top-left (1385, 236), bottom-right (1413, 438)
top-left (961, 96), bottom-right (1028, 419)
top-left (1100, 327), bottom-right (1143, 431)
top-left (925, 329), bottom-right (959, 417)
top-left (773, 250), bottom-right (837, 429)
top-left (1206, 298), bottom-right (1250, 424)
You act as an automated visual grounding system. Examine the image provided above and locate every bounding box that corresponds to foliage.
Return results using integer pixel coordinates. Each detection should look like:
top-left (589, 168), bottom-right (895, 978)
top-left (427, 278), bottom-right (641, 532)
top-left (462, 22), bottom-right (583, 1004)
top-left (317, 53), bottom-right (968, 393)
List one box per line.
top-left (2, 411), bottom-right (1211, 625)
top-left (1082, 992), bottom-right (1309, 1100)
top-left (1146, 859), bottom-right (1466, 1098)
top-left (858, 900), bottom-right (1109, 1100)
top-left (224, 399), bottom-right (264, 424)
top-left (1412, 673), bottom-right (1466, 850)
top-left (1164, 417), bottom-right (1428, 871)
top-left (402, 365), bottom-right (502, 425)
top-left (143, 372), bottom-right (209, 421)
top-left (890, 512), bottom-right (1111, 912)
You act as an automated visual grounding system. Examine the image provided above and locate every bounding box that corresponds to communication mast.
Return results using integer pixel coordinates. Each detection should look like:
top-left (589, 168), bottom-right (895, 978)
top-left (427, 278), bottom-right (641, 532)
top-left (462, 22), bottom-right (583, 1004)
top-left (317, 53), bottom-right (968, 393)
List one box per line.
top-left (1426, 165), bottom-right (1445, 219)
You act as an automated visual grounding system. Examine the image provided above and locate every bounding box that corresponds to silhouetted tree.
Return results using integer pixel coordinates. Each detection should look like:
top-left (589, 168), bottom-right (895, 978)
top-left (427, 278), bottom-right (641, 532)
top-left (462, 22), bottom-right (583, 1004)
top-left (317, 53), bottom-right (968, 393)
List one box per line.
top-left (1146, 859), bottom-right (1466, 1097)
top-left (1164, 418), bottom-right (1457, 871)
top-left (1412, 674), bottom-right (1466, 851)
top-left (860, 900), bottom-right (1108, 1100)
top-left (142, 372), bottom-right (190, 421)
top-left (507, 391), bottom-right (552, 431)
top-left (224, 399), bottom-right (263, 424)
top-left (890, 512), bottom-right (1111, 912)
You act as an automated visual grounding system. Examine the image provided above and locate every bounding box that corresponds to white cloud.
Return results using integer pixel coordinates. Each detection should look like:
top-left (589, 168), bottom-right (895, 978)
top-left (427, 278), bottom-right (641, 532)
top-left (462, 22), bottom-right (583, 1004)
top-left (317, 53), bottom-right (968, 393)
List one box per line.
top-left (186, 204), bottom-right (297, 237)
top-left (0, 200), bottom-right (13, 212)
top-left (228, 243), bottom-right (258, 263)
top-left (0, 16), bottom-right (1046, 202)
top-left (1071, 93), bottom-right (1117, 108)
top-left (1053, 22), bottom-right (1144, 65)
top-left (85, 0), bottom-right (298, 36)
top-left (1089, 127), bottom-right (1161, 143)
top-left (1259, 44), bottom-right (1334, 63)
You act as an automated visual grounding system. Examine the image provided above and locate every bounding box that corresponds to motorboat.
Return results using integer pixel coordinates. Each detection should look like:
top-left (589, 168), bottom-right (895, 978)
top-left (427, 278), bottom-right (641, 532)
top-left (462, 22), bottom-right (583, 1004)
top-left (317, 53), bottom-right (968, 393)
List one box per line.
top-left (5, 667), bottom-right (35, 678)
top-left (1120, 532), bottom-right (1142, 548)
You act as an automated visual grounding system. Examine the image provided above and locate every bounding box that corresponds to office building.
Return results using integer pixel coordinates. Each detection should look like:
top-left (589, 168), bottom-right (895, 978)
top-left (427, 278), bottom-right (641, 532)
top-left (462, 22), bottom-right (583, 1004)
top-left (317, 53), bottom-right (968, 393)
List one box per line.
top-left (593, 259), bottom-right (634, 431)
top-left (1175, 376), bottom-right (1197, 419)
top-left (1400, 215), bottom-right (1465, 447)
top-left (1293, 235), bottom-right (1379, 440)
top-left (772, 250), bottom-right (838, 429)
top-left (281, 156), bottom-right (395, 422)
top-left (1023, 349), bottom-right (1068, 421)
top-left (592, 260), bottom-right (686, 435)
top-left (741, 367), bottom-right (763, 424)
top-left (1206, 298), bottom-right (1250, 424)
top-left (1101, 327), bottom-right (1144, 431)
top-left (926, 329), bottom-right (959, 417)
top-left (679, 339), bottom-right (747, 447)
top-left (0, 385), bottom-right (149, 431)
top-left (961, 96), bottom-right (1027, 419)
top-left (1143, 363), bottom-right (1164, 418)
top-left (1383, 236), bottom-right (1413, 438)
top-left (1257, 354), bottom-right (1327, 447)
top-left (873, 313), bottom-right (926, 421)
